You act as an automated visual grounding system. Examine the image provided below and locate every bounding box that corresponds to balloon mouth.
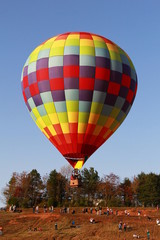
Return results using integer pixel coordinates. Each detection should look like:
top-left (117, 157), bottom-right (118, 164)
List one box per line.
top-left (64, 154), bottom-right (88, 169)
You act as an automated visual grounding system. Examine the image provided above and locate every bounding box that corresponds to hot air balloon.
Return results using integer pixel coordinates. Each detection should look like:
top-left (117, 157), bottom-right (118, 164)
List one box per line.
top-left (21, 32), bottom-right (137, 187)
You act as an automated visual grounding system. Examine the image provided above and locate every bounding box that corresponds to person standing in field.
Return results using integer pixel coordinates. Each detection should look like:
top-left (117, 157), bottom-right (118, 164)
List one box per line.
top-left (36, 205), bottom-right (39, 213)
top-left (147, 230), bottom-right (150, 240)
top-left (123, 223), bottom-right (127, 231)
top-left (119, 222), bottom-right (122, 231)
top-left (33, 206), bottom-right (35, 213)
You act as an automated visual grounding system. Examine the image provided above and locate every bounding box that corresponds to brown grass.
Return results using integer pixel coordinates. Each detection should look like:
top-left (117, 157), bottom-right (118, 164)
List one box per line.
top-left (0, 207), bottom-right (160, 239)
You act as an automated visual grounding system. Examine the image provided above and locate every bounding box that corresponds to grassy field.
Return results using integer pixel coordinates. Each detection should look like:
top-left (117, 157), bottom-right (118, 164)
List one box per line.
top-left (0, 207), bottom-right (160, 239)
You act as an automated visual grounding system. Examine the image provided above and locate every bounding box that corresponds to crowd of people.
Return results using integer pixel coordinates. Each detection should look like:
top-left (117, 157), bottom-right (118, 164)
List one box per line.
top-left (4, 204), bottom-right (160, 239)
top-left (32, 205), bottom-right (54, 213)
top-left (9, 205), bottom-right (22, 213)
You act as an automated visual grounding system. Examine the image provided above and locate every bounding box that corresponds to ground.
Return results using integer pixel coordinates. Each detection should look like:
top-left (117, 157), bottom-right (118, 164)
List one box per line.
top-left (0, 207), bottom-right (160, 239)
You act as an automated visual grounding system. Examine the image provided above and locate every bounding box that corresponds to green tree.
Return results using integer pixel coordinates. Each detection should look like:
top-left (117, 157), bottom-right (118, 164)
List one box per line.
top-left (137, 172), bottom-right (160, 206)
top-left (27, 169), bottom-right (43, 206)
top-left (47, 170), bottom-right (66, 207)
top-left (81, 167), bottom-right (100, 206)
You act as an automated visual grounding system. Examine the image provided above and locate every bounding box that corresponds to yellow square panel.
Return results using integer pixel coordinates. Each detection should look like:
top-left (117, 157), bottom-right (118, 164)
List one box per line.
top-left (78, 123), bottom-right (87, 134)
top-left (29, 46), bottom-right (42, 63)
top-left (68, 112), bottom-right (78, 123)
top-left (80, 46), bottom-right (95, 56)
top-left (48, 125), bottom-right (57, 136)
top-left (42, 115), bottom-right (52, 126)
top-left (32, 108), bottom-right (41, 119)
top-left (109, 51), bottom-right (121, 62)
top-left (48, 113), bottom-right (59, 124)
top-left (94, 40), bottom-right (107, 48)
top-left (78, 112), bottom-right (89, 123)
top-left (66, 101), bottom-right (79, 112)
top-left (97, 115), bottom-right (108, 126)
top-left (80, 39), bottom-right (94, 47)
top-left (93, 125), bottom-right (103, 136)
top-left (57, 112), bottom-right (68, 123)
top-left (90, 102), bottom-right (103, 114)
top-left (60, 123), bottom-right (70, 134)
top-left (49, 36), bottom-right (57, 42)
top-left (49, 47), bottom-right (64, 56)
top-left (35, 118), bottom-right (43, 130)
top-left (44, 103), bottom-right (56, 114)
top-left (88, 113), bottom-right (99, 124)
top-left (53, 39), bottom-right (65, 47)
top-left (107, 43), bottom-right (119, 53)
top-left (44, 37), bottom-right (56, 45)
top-left (65, 39), bottom-right (79, 46)
top-left (41, 41), bottom-right (54, 50)
top-left (92, 35), bottom-right (104, 42)
top-left (36, 117), bottom-right (46, 128)
top-left (105, 117), bottom-right (115, 128)
top-left (67, 34), bottom-right (80, 39)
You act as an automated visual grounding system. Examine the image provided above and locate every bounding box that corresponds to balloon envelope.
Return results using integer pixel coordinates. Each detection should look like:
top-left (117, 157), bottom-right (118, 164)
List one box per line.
top-left (21, 32), bottom-right (137, 169)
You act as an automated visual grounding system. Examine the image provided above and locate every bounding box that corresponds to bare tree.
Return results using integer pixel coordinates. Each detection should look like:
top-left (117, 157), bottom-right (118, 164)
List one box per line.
top-left (60, 165), bottom-right (73, 181)
top-left (102, 173), bottom-right (121, 206)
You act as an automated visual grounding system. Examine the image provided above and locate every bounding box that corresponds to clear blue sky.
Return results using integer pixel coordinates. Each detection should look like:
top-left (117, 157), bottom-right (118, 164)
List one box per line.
top-left (0, 0), bottom-right (160, 206)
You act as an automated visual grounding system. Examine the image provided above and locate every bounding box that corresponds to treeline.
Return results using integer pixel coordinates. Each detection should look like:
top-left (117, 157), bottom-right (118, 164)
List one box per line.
top-left (2, 167), bottom-right (160, 208)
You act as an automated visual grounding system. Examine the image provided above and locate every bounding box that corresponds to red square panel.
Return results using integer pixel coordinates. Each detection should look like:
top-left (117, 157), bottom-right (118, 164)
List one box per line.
top-left (50, 78), bottom-right (64, 90)
top-left (37, 68), bottom-right (49, 81)
top-left (85, 124), bottom-right (96, 135)
top-left (126, 89), bottom-right (134, 103)
top-left (55, 33), bottom-right (69, 40)
top-left (63, 66), bottom-right (79, 78)
top-left (29, 83), bottom-right (39, 96)
top-left (64, 134), bottom-right (72, 144)
top-left (23, 76), bottom-right (29, 89)
top-left (22, 91), bottom-right (27, 102)
top-left (54, 124), bottom-right (62, 134)
top-left (103, 38), bottom-right (114, 44)
top-left (78, 133), bottom-right (84, 144)
top-left (54, 135), bottom-right (62, 146)
top-left (77, 143), bottom-right (82, 153)
top-left (58, 134), bottom-right (67, 145)
top-left (69, 123), bottom-right (78, 133)
top-left (49, 136), bottom-right (59, 149)
top-left (44, 127), bottom-right (52, 138)
top-left (70, 133), bottom-right (77, 153)
top-left (134, 83), bottom-right (138, 95)
top-left (88, 135), bottom-right (97, 145)
top-left (95, 67), bottom-right (110, 80)
top-left (79, 78), bottom-right (94, 90)
top-left (94, 136), bottom-right (104, 147)
top-left (108, 82), bottom-right (120, 95)
top-left (80, 33), bottom-right (92, 39)
top-left (65, 143), bottom-right (73, 153)
top-left (99, 127), bottom-right (109, 138)
top-left (122, 74), bottom-right (131, 88)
